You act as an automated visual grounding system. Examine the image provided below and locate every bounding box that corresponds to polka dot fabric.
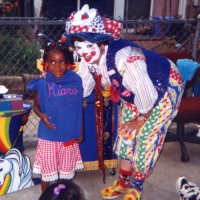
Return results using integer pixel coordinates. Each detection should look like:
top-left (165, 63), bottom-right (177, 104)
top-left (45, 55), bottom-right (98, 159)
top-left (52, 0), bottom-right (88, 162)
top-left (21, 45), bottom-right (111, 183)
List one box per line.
top-left (103, 17), bottom-right (123, 39)
top-left (65, 4), bottom-right (122, 40)
top-left (170, 67), bottom-right (182, 84)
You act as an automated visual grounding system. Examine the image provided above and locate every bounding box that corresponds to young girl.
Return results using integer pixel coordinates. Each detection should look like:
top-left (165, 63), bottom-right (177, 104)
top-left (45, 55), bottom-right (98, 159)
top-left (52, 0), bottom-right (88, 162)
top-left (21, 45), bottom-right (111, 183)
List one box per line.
top-left (27, 42), bottom-right (84, 191)
top-left (39, 179), bottom-right (86, 200)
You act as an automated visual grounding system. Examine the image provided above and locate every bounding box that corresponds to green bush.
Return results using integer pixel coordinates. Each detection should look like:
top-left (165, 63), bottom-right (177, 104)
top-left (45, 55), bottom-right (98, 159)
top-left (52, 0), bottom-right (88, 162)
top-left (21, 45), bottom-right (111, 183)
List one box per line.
top-left (0, 30), bottom-right (40, 75)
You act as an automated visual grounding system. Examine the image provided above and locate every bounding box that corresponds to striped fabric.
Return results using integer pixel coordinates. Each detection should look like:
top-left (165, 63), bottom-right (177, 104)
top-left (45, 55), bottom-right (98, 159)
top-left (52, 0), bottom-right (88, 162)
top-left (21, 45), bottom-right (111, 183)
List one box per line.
top-left (77, 45), bottom-right (158, 113)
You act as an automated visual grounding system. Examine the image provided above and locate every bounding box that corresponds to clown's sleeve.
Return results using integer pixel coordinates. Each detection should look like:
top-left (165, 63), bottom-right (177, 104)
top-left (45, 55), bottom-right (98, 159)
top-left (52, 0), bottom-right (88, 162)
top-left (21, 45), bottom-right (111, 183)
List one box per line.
top-left (116, 47), bottom-right (158, 114)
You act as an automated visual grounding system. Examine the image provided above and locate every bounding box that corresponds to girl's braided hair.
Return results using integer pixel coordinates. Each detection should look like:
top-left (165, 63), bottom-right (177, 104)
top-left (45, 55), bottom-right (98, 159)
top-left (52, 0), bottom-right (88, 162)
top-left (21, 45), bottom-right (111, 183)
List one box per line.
top-left (43, 42), bottom-right (74, 65)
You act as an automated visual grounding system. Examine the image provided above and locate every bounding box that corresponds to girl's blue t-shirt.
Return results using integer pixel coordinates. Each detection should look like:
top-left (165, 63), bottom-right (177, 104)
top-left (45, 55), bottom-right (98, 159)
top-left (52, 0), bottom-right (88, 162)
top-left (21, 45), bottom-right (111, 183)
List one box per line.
top-left (27, 70), bottom-right (83, 142)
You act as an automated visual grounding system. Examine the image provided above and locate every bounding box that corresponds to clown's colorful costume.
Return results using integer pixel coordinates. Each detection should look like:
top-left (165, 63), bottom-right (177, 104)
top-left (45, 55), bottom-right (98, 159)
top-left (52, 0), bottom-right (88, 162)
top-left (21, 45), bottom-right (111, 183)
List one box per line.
top-left (65, 4), bottom-right (199, 200)
top-left (76, 38), bottom-right (184, 200)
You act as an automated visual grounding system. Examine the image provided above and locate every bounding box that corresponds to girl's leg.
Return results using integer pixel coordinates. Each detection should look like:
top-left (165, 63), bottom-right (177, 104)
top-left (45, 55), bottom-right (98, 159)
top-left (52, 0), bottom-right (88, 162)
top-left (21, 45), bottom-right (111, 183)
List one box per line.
top-left (58, 143), bottom-right (84, 180)
top-left (33, 140), bottom-right (59, 192)
top-left (41, 180), bottom-right (50, 192)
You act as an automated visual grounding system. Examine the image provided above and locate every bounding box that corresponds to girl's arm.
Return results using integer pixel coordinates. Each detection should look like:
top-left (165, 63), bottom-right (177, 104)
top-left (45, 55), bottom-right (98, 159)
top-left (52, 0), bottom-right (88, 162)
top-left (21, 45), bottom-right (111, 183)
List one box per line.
top-left (34, 91), bottom-right (56, 129)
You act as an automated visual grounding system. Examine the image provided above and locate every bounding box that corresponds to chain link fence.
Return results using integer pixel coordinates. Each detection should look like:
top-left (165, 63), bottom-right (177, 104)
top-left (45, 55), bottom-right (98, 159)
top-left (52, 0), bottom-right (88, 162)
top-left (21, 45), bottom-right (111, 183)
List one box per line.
top-left (122, 19), bottom-right (196, 53)
top-left (0, 17), bottom-right (199, 145)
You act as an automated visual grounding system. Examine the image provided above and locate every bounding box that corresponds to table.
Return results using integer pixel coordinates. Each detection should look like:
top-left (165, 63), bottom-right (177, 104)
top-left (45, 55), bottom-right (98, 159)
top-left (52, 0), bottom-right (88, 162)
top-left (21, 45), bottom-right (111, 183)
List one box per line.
top-left (0, 101), bottom-right (32, 155)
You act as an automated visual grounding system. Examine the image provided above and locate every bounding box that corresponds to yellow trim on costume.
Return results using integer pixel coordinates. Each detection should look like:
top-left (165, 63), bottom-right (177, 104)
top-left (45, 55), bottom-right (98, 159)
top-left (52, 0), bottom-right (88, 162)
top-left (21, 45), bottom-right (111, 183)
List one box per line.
top-left (81, 159), bottom-right (118, 171)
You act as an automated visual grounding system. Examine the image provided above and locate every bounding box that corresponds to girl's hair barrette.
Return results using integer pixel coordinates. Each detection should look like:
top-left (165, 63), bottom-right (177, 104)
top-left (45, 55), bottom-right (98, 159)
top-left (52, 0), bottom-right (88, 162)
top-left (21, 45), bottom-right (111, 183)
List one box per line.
top-left (38, 33), bottom-right (55, 43)
top-left (53, 184), bottom-right (66, 196)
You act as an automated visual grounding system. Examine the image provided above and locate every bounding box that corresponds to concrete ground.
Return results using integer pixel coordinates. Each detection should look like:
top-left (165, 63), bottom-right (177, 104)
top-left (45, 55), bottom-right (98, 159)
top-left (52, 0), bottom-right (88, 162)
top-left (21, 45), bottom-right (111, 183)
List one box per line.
top-left (1, 141), bottom-right (200, 200)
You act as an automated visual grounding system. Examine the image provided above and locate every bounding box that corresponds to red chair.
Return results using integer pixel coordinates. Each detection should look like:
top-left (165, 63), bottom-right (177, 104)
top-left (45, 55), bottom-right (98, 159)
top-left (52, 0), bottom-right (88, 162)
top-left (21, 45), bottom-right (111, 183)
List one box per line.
top-left (161, 52), bottom-right (200, 162)
top-left (173, 96), bottom-right (200, 162)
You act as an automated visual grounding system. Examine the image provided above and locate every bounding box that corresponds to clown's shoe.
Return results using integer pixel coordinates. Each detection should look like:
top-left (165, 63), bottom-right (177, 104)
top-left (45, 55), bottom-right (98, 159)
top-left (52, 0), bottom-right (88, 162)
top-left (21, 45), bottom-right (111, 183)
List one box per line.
top-left (101, 180), bottom-right (129, 199)
top-left (123, 188), bottom-right (141, 200)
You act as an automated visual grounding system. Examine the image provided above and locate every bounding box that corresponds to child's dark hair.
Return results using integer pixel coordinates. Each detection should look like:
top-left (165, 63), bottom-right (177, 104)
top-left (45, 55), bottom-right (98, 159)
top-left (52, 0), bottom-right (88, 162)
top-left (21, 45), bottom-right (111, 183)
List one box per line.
top-left (39, 179), bottom-right (86, 200)
top-left (43, 42), bottom-right (74, 64)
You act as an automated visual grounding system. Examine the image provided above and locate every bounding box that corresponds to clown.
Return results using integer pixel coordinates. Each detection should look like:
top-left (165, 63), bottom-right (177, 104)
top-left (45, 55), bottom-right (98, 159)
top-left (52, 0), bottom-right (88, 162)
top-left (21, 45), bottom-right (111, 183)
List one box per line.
top-left (65, 4), bottom-right (195, 200)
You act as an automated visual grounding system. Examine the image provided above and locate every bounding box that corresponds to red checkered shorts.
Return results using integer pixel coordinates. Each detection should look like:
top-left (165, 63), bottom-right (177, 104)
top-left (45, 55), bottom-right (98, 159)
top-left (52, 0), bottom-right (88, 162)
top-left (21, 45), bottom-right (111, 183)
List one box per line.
top-left (33, 139), bottom-right (84, 182)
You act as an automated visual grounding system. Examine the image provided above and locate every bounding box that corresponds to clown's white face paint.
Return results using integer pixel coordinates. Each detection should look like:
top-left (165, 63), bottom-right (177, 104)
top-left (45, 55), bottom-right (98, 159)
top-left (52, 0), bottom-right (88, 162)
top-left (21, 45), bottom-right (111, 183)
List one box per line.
top-left (74, 41), bottom-right (102, 64)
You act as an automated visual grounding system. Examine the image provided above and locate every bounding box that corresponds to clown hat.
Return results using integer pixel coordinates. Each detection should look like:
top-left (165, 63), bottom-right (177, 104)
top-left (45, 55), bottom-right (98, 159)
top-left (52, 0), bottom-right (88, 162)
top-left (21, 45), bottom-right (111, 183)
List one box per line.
top-left (65, 4), bottom-right (123, 46)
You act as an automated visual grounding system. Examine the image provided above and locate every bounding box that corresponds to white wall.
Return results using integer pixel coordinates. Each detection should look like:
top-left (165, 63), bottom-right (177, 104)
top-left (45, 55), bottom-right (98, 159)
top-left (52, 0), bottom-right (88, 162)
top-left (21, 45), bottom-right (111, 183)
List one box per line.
top-left (150, 0), bottom-right (154, 18)
top-left (178, 0), bottom-right (187, 19)
top-left (34, 0), bottom-right (42, 17)
top-left (33, 0), bottom-right (125, 19)
top-left (113, 0), bottom-right (125, 20)
top-left (32, 0), bottom-right (188, 19)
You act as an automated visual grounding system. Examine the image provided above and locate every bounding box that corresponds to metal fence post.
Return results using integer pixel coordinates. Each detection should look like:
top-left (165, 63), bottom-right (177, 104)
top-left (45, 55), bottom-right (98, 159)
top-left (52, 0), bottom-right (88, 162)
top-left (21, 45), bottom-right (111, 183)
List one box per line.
top-left (192, 14), bottom-right (200, 60)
